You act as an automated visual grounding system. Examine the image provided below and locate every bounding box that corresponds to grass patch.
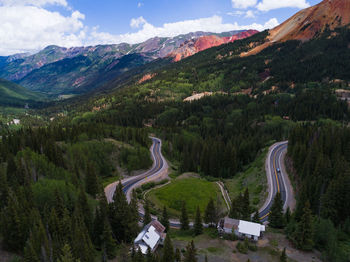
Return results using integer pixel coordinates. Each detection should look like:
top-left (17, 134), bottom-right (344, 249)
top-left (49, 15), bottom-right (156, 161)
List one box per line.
top-left (147, 177), bottom-right (219, 218)
top-left (224, 146), bottom-right (270, 209)
top-left (101, 176), bottom-right (119, 188)
top-left (206, 247), bottom-right (224, 253)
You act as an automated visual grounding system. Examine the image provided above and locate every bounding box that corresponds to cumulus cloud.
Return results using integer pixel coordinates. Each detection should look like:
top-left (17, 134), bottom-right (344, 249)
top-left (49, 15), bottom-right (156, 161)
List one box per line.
top-left (0, 5), bottom-right (85, 55)
top-left (257, 0), bottom-right (310, 11)
top-left (245, 10), bottom-right (255, 18)
top-left (231, 0), bottom-right (257, 9)
top-left (0, 1), bottom-right (280, 56)
top-left (130, 16), bottom-right (147, 28)
top-left (137, 2), bottom-right (143, 8)
top-left (0, 0), bottom-right (68, 7)
top-left (87, 16), bottom-right (279, 46)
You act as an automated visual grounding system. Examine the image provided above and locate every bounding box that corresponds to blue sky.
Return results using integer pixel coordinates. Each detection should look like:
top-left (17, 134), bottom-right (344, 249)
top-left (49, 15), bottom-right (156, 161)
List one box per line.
top-left (0, 0), bottom-right (321, 55)
top-left (63, 0), bottom-right (320, 35)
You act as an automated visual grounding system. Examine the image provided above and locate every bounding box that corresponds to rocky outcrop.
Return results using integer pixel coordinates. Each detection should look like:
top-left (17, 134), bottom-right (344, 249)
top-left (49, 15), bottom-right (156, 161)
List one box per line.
top-left (169, 30), bottom-right (259, 62)
top-left (242, 0), bottom-right (350, 56)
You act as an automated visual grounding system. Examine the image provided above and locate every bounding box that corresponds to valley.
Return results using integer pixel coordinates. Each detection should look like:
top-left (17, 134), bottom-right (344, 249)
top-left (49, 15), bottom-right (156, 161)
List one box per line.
top-left (0, 0), bottom-right (350, 262)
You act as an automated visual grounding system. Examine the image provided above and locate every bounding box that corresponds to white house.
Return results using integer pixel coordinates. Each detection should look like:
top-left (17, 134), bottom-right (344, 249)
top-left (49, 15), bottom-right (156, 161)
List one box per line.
top-left (134, 220), bottom-right (166, 254)
top-left (218, 217), bottom-right (265, 241)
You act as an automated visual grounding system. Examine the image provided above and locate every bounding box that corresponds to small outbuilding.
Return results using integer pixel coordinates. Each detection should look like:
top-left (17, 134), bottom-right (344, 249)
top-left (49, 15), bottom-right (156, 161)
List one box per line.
top-left (134, 220), bottom-right (166, 254)
top-left (218, 217), bottom-right (265, 241)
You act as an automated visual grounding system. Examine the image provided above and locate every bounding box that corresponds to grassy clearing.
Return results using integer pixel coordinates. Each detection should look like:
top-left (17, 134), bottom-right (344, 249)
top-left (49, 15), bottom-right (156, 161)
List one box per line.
top-left (224, 146), bottom-right (270, 209)
top-left (147, 177), bottom-right (221, 218)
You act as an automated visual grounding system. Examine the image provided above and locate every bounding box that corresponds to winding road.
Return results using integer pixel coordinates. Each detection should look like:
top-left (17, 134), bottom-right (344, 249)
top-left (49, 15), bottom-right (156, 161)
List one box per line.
top-left (104, 137), bottom-right (168, 204)
top-left (104, 137), bottom-right (293, 227)
top-left (259, 141), bottom-right (293, 222)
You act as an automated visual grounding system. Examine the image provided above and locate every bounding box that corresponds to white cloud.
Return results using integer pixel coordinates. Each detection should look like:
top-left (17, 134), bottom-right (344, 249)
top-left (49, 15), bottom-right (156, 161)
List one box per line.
top-left (257, 0), bottom-right (310, 11)
top-left (231, 0), bottom-right (257, 9)
top-left (245, 10), bottom-right (255, 18)
top-left (87, 16), bottom-right (279, 46)
top-left (227, 11), bottom-right (245, 16)
top-left (0, 5), bottom-right (84, 55)
top-left (0, 1), bottom-right (279, 56)
top-left (130, 16), bottom-right (147, 29)
top-left (0, 0), bottom-right (68, 7)
top-left (137, 2), bottom-right (143, 8)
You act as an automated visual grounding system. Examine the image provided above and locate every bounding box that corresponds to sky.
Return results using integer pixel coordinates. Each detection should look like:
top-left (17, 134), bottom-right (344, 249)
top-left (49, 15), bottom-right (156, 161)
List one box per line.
top-left (0, 0), bottom-right (321, 56)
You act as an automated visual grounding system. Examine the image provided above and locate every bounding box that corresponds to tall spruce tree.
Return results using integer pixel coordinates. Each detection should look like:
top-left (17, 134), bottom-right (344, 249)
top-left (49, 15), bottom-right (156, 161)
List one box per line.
top-left (293, 201), bottom-right (314, 250)
top-left (162, 235), bottom-right (174, 262)
top-left (143, 199), bottom-right (152, 226)
top-left (269, 192), bottom-right (284, 228)
top-left (160, 206), bottom-right (170, 232)
top-left (175, 248), bottom-right (181, 262)
top-left (57, 244), bottom-right (78, 262)
top-left (102, 219), bottom-right (117, 259)
top-left (194, 206), bottom-right (203, 235)
top-left (85, 162), bottom-right (99, 198)
top-left (204, 198), bottom-right (216, 226)
top-left (252, 209), bottom-right (260, 223)
top-left (242, 188), bottom-right (251, 220)
top-left (184, 241), bottom-right (197, 262)
top-left (180, 201), bottom-right (189, 230)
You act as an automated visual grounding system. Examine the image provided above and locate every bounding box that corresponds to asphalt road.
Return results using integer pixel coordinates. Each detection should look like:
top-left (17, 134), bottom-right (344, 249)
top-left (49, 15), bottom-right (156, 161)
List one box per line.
top-left (259, 141), bottom-right (289, 222)
top-left (104, 137), bottom-right (167, 203)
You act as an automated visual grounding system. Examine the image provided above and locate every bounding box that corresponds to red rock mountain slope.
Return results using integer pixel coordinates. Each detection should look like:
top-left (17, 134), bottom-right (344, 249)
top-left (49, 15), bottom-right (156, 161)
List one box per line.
top-left (242, 0), bottom-right (350, 56)
top-left (169, 30), bottom-right (259, 61)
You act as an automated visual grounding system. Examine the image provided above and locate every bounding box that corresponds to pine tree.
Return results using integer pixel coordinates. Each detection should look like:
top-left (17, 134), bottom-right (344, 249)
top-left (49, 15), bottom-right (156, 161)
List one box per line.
top-left (180, 201), bottom-right (189, 230)
top-left (242, 188), bottom-right (251, 220)
top-left (175, 248), bottom-right (181, 262)
top-left (183, 241), bottom-right (197, 262)
top-left (23, 241), bottom-right (40, 262)
top-left (78, 189), bottom-right (93, 234)
top-left (205, 255), bottom-right (208, 262)
top-left (285, 207), bottom-right (291, 224)
top-left (146, 247), bottom-right (155, 262)
top-left (280, 247), bottom-right (287, 262)
top-left (144, 200), bottom-right (152, 226)
top-left (194, 206), bottom-right (203, 235)
top-left (133, 248), bottom-right (144, 262)
top-left (57, 244), bottom-right (78, 262)
top-left (102, 219), bottom-right (117, 259)
top-left (162, 235), bottom-right (174, 262)
top-left (160, 206), bottom-right (170, 232)
top-left (269, 192), bottom-right (284, 228)
top-left (252, 209), bottom-right (260, 223)
top-left (85, 162), bottom-right (99, 198)
top-left (204, 198), bottom-right (216, 226)
top-left (293, 201), bottom-right (314, 250)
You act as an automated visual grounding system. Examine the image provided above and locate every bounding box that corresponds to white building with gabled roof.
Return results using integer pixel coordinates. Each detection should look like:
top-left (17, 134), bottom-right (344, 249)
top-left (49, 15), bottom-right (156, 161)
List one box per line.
top-left (218, 217), bottom-right (265, 241)
top-left (134, 220), bottom-right (166, 254)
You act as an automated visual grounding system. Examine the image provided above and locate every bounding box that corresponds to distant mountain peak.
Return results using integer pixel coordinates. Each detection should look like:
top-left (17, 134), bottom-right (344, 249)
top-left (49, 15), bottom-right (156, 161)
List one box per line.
top-left (168, 30), bottom-right (259, 62)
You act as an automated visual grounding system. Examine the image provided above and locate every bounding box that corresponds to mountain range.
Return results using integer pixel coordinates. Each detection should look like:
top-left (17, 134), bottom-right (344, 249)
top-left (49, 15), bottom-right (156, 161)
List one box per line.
top-left (0, 30), bottom-right (257, 95)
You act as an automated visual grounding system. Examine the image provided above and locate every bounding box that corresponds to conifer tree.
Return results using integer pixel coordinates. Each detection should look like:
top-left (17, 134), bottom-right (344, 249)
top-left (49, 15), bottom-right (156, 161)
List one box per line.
top-left (162, 235), bottom-right (174, 262)
top-left (85, 162), bottom-right (99, 198)
top-left (183, 241), bottom-right (197, 262)
top-left (293, 201), bottom-right (314, 250)
top-left (102, 219), bottom-right (117, 259)
top-left (204, 198), bottom-right (216, 226)
top-left (180, 201), bottom-right (189, 230)
top-left (269, 192), bottom-right (284, 228)
top-left (280, 247), bottom-right (287, 262)
top-left (194, 206), bottom-right (203, 235)
top-left (242, 188), bottom-right (251, 220)
top-left (160, 206), bottom-right (170, 232)
top-left (144, 199), bottom-right (152, 226)
top-left (205, 255), bottom-right (208, 262)
top-left (146, 247), bottom-right (155, 262)
top-left (78, 188), bottom-right (93, 234)
top-left (252, 209), bottom-right (260, 223)
top-left (175, 248), bottom-right (181, 262)
top-left (23, 241), bottom-right (40, 262)
top-left (57, 244), bottom-right (78, 262)
top-left (285, 207), bottom-right (291, 224)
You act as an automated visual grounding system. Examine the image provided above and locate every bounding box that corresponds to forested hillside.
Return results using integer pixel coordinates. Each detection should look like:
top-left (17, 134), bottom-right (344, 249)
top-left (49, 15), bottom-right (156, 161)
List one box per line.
top-left (286, 124), bottom-right (350, 261)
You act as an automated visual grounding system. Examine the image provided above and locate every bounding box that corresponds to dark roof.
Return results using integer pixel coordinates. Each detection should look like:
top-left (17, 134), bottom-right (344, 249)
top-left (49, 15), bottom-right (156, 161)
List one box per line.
top-left (148, 220), bottom-right (166, 234)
